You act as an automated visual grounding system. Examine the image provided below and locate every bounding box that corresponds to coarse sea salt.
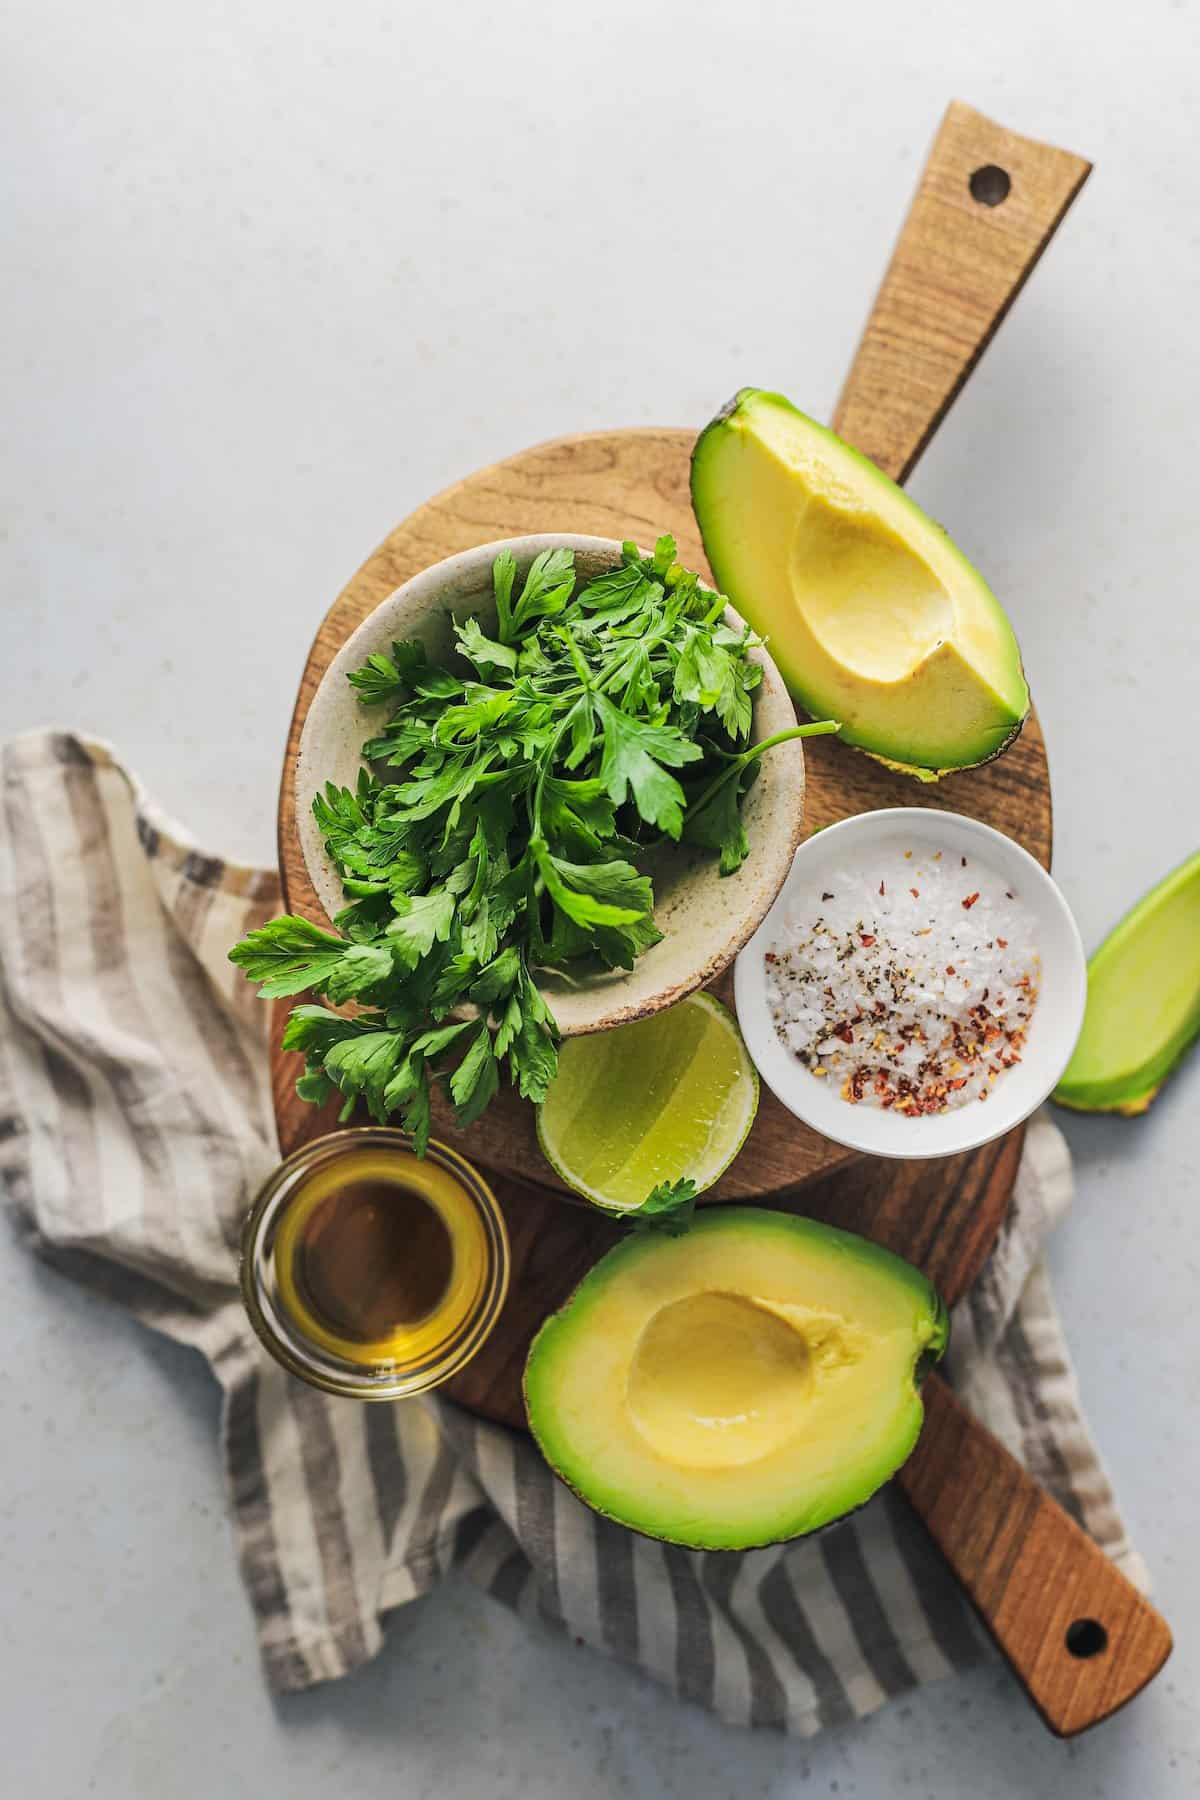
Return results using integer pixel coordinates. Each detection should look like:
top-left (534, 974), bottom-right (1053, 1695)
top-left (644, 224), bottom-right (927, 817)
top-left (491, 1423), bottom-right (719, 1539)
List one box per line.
top-left (764, 836), bottom-right (1041, 1115)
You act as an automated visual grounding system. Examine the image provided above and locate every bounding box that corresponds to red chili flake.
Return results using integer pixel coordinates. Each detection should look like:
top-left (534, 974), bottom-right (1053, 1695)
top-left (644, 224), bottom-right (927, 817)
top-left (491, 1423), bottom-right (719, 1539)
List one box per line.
top-left (997, 936), bottom-right (1008, 948)
top-left (860, 933), bottom-right (876, 947)
top-left (833, 1021), bottom-right (855, 1043)
top-left (962, 892), bottom-right (980, 910)
top-left (945, 964), bottom-right (956, 975)
top-left (878, 881), bottom-right (886, 896)
top-left (910, 887), bottom-right (920, 898)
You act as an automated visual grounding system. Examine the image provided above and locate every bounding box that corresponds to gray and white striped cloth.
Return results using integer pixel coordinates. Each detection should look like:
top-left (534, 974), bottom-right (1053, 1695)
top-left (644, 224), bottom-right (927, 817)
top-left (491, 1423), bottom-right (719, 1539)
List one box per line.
top-left (0, 731), bottom-right (1148, 1733)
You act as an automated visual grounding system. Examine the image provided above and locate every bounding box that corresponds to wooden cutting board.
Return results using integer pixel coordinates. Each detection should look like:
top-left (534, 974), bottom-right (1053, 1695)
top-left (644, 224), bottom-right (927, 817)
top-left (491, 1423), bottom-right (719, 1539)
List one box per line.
top-left (266, 103), bottom-right (1171, 1733)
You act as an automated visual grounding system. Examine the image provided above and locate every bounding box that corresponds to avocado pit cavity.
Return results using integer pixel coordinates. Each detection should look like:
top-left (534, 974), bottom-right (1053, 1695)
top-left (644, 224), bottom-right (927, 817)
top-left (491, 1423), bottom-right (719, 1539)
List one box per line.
top-left (627, 1290), bottom-right (870, 1470)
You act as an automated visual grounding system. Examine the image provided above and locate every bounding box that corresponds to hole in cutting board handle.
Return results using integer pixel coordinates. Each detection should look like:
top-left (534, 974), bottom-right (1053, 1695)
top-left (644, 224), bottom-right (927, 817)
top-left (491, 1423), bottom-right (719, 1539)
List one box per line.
top-left (1065, 1618), bottom-right (1108, 1660)
top-left (969, 164), bottom-right (1012, 206)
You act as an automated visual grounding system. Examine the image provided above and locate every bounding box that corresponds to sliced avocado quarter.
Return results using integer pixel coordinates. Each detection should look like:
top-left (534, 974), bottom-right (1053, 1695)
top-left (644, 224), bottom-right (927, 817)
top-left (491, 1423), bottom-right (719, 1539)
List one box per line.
top-left (690, 389), bottom-right (1030, 780)
top-left (523, 1208), bottom-right (947, 1549)
top-left (1054, 849), bottom-right (1200, 1115)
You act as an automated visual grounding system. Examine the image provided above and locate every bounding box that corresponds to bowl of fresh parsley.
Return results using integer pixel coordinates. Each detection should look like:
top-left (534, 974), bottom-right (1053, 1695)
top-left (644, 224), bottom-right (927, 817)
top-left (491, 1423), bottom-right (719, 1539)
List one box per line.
top-left (231, 535), bottom-right (836, 1147)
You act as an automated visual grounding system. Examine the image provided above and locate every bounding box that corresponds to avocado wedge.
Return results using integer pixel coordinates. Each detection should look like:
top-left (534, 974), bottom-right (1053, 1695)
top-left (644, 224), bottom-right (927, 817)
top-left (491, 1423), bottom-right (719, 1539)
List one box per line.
top-left (690, 389), bottom-right (1030, 780)
top-left (523, 1208), bottom-right (947, 1549)
top-left (1053, 849), bottom-right (1200, 1115)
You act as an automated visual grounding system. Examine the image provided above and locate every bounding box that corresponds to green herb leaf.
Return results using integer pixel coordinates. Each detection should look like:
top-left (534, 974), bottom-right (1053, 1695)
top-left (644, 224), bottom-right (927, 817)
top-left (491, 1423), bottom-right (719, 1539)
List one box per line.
top-left (281, 1003), bottom-right (373, 1058)
top-left (577, 560), bottom-right (662, 625)
top-left (409, 1019), bottom-right (476, 1060)
top-left (449, 1022), bottom-right (500, 1127)
top-left (651, 534), bottom-right (677, 576)
top-left (347, 652), bottom-right (404, 705)
top-left (593, 692), bottom-right (703, 837)
top-left (323, 941), bottom-right (396, 1003)
top-left (386, 888), bottom-right (456, 967)
top-left (510, 547), bottom-right (576, 636)
top-left (493, 549), bottom-right (518, 643)
top-left (228, 915), bottom-right (350, 998)
top-left (469, 944), bottom-right (521, 1005)
top-left (401, 1064), bottom-right (432, 1155)
top-left (534, 842), bottom-right (652, 929)
top-left (454, 616), bottom-right (518, 676)
top-left (324, 1030), bottom-right (410, 1119)
top-left (627, 1177), bottom-right (698, 1235)
top-left (680, 764), bottom-right (754, 875)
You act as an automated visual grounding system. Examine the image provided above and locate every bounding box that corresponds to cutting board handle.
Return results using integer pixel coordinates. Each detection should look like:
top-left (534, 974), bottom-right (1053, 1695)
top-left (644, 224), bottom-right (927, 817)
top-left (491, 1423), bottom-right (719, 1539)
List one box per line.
top-left (832, 100), bottom-right (1091, 484)
top-left (900, 1375), bottom-right (1172, 1735)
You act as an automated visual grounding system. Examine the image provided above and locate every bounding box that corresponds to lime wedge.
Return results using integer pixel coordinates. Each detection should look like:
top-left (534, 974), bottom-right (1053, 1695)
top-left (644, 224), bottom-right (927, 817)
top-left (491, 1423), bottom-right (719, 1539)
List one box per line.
top-left (536, 992), bottom-right (759, 1212)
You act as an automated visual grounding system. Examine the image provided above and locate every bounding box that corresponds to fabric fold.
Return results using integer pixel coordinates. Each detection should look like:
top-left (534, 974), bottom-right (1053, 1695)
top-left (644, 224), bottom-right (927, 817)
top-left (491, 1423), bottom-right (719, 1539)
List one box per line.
top-left (0, 730), bottom-right (1146, 1730)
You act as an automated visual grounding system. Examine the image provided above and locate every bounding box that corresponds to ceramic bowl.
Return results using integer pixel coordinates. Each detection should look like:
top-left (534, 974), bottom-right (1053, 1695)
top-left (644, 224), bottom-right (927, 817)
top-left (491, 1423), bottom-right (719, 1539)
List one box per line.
top-left (734, 808), bottom-right (1087, 1158)
top-left (297, 534), bottom-right (806, 1035)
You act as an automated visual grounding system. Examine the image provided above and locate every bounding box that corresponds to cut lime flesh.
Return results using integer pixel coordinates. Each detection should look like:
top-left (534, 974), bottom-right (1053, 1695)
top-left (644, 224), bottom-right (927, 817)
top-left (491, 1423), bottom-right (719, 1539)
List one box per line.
top-left (536, 992), bottom-right (759, 1211)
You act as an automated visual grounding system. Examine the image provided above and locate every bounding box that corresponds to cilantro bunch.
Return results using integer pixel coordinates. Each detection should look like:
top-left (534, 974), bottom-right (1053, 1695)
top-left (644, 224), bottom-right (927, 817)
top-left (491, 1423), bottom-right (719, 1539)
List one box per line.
top-left (231, 537), bottom-right (836, 1152)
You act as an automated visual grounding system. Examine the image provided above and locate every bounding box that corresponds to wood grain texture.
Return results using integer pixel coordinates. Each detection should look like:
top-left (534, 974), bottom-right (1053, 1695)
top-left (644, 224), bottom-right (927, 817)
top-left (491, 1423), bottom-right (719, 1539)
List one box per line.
top-left (272, 428), bottom-right (1052, 1196)
top-left (833, 101), bottom-right (1091, 482)
top-left (899, 1378), bottom-right (1173, 1734)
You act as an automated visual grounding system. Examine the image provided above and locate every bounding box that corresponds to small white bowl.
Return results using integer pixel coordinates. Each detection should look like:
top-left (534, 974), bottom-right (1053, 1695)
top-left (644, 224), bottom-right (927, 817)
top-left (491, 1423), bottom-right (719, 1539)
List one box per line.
top-left (734, 808), bottom-right (1087, 1160)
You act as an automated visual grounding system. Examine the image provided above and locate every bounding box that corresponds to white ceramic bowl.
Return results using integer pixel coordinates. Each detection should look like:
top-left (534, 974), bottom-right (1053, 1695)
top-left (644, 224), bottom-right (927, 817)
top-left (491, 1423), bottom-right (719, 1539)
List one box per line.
top-left (297, 535), bottom-right (807, 1036)
top-left (734, 808), bottom-right (1087, 1159)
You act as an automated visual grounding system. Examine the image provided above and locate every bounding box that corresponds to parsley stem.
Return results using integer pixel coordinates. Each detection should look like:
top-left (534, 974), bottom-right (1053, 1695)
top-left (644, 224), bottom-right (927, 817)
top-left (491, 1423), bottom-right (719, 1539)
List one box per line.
top-left (685, 720), bottom-right (841, 821)
top-left (738, 719), bottom-right (841, 764)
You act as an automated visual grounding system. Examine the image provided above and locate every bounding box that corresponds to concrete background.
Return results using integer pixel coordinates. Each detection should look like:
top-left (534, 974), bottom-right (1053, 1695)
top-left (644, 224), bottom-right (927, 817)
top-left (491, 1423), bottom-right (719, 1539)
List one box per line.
top-left (3, 1), bottom-right (1198, 1793)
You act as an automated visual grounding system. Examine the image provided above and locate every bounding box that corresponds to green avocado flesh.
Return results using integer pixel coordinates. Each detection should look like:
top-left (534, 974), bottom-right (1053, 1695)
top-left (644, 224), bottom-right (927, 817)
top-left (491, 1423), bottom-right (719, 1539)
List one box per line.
top-left (690, 389), bottom-right (1030, 779)
top-left (1053, 849), bottom-right (1200, 1115)
top-left (523, 1208), bottom-right (948, 1549)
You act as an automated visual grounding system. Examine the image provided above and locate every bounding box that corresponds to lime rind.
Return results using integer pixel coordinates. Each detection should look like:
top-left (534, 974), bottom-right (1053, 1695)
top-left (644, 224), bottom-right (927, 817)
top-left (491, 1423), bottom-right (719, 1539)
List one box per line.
top-left (536, 992), bottom-right (759, 1213)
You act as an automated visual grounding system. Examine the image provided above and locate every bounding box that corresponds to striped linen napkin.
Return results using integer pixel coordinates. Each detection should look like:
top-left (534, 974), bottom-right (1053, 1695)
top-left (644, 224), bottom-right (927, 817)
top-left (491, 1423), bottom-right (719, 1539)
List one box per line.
top-left (0, 731), bottom-right (1148, 1734)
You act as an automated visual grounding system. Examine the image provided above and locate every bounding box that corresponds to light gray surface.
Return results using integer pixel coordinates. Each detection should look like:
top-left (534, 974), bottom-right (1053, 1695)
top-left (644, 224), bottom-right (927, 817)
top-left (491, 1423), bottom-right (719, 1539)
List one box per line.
top-left (2, 0), bottom-right (1198, 1793)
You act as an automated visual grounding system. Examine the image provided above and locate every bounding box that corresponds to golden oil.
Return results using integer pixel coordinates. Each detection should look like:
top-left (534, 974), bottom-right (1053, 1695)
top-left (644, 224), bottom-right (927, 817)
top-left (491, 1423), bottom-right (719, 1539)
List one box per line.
top-left (241, 1130), bottom-right (509, 1400)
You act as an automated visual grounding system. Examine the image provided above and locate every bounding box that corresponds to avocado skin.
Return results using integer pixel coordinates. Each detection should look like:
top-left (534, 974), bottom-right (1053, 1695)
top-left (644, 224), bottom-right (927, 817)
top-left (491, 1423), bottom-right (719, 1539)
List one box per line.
top-left (691, 390), bottom-right (1030, 782)
top-left (523, 1207), bottom-right (949, 1551)
top-left (1053, 849), bottom-right (1200, 1114)
top-left (866, 719), bottom-right (1027, 785)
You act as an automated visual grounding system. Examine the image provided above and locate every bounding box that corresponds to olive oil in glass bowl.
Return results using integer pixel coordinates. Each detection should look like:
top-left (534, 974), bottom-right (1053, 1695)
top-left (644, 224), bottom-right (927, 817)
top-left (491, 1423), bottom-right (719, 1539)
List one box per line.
top-left (241, 1128), bottom-right (510, 1400)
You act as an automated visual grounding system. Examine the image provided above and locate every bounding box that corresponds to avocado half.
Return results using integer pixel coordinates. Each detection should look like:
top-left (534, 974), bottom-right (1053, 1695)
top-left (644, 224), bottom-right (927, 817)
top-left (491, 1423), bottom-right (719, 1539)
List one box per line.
top-left (690, 389), bottom-right (1030, 781)
top-left (1053, 848), bottom-right (1200, 1115)
top-left (523, 1208), bottom-right (948, 1549)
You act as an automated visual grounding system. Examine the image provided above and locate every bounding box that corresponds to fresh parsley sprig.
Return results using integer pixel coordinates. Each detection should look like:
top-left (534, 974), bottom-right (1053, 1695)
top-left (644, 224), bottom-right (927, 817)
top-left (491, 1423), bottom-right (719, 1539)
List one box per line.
top-left (625, 1178), bottom-right (699, 1236)
top-left (230, 537), bottom-right (838, 1155)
